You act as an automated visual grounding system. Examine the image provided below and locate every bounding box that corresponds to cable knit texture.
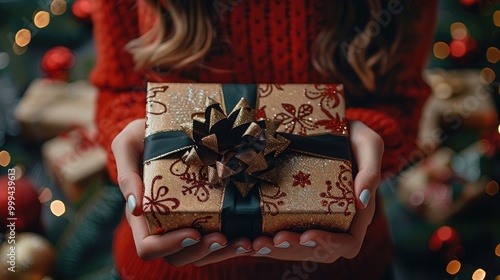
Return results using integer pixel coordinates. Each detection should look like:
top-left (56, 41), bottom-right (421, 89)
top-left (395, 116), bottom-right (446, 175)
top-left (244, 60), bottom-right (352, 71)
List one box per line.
top-left (90, 0), bottom-right (437, 279)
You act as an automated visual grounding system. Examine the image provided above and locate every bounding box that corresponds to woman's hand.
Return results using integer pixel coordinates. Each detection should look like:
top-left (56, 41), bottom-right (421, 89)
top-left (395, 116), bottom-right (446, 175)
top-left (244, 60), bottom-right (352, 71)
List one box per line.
top-left (112, 119), bottom-right (253, 266)
top-left (247, 120), bottom-right (384, 263)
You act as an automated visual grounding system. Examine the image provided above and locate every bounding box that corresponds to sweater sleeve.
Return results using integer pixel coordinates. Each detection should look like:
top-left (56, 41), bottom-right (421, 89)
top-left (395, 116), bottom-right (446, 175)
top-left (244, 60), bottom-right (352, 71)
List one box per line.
top-left (90, 0), bottom-right (147, 183)
top-left (346, 0), bottom-right (438, 177)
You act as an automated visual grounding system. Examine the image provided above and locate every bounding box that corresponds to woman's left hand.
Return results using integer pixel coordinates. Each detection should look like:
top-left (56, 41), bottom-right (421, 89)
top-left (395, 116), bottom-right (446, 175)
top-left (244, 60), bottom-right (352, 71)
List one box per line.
top-left (242, 120), bottom-right (384, 263)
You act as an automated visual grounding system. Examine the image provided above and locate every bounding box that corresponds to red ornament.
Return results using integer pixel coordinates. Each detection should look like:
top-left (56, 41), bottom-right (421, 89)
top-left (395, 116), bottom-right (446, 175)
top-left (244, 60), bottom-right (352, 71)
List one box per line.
top-left (0, 176), bottom-right (42, 233)
top-left (41, 46), bottom-right (75, 81)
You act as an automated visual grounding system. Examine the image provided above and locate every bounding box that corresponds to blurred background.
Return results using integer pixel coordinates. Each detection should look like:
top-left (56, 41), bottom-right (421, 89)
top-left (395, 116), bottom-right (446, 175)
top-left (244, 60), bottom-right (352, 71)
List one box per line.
top-left (0, 0), bottom-right (499, 279)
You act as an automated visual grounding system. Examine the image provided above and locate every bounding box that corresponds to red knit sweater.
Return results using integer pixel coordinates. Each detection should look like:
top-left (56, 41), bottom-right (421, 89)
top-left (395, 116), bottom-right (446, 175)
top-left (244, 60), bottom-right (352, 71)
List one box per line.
top-left (90, 1), bottom-right (437, 279)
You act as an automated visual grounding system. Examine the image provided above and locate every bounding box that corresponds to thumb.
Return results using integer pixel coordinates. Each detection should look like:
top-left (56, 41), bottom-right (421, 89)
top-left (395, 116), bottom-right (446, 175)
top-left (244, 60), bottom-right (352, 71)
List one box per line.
top-left (111, 119), bottom-right (146, 216)
top-left (349, 121), bottom-right (384, 209)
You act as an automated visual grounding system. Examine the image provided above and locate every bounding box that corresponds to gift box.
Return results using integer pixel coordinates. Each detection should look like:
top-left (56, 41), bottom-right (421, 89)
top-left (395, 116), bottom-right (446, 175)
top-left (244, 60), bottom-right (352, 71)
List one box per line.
top-left (42, 125), bottom-right (107, 203)
top-left (396, 142), bottom-right (491, 223)
top-left (143, 83), bottom-right (355, 239)
top-left (14, 79), bottom-right (97, 140)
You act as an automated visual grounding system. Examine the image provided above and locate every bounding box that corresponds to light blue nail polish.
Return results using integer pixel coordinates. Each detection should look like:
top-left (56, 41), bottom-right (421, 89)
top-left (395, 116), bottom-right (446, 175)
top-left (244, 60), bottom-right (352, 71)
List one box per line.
top-left (181, 238), bottom-right (200, 247)
top-left (127, 195), bottom-right (136, 213)
top-left (275, 241), bottom-right (290, 248)
top-left (209, 242), bottom-right (224, 251)
top-left (300, 240), bottom-right (316, 247)
top-left (255, 247), bottom-right (271, 255)
top-left (359, 189), bottom-right (371, 208)
top-left (235, 247), bottom-right (250, 254)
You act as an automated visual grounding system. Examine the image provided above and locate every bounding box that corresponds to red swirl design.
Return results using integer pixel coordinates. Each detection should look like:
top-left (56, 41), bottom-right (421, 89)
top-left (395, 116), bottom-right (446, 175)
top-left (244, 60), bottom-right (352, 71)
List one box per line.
top-left (320, 164), bottom-right (355, 216)
top-left (143, 175), bottom-right (181, 228)
top-left (170, 159), bottom-right (213, 202)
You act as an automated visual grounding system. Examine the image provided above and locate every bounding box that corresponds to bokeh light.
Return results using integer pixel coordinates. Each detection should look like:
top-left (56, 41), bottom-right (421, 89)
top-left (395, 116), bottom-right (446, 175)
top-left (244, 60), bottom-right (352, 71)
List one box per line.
top-left (50, 0), bottom-right (67, 15)
top-left (409, 191), bottom-right (425, 206)
top-left (433, 42), bottom-right (450, 59)
top-left (15, 29), bottom-right (31, 47)
top-left (34, 11), bottom-right (50, 28)
top-left (13, 164), bottom-right (25, 180)
top-left (487, 47), bottom-right (500, 63)
top-left (50, 200), bottom-right (66, 217)
top-left (480, 67), bottom-right (495, 84)
top-left (0, 150), bottom-right (11, 167)
top-left (437, 226), bottom-right (454, 241)
top-left (450, 22), bottom-right (467, 40)
top-left (486, 181), bottom-right (499, 196)
top-left (446, 260), bottom-right (461, 275)
top-left (495, 243), bottom-right (500, 257)
top-left (477, 139), bottom-right (490, 154)
top-left (38, 188), bottom-right (53, 203)
top-left (450, 40), bottom-right (467, 57)
top-left (494, 11), bottom-right (500, 27)
top-left (72, 0), bottom-right (91, 19)
top-left (472, 269), bottom-right (486, 280)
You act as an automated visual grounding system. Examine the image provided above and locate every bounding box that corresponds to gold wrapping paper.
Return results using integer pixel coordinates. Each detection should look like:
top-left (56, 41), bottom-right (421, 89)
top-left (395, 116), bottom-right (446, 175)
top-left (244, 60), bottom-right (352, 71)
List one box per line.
top-left (143, 83), bottom-right (355, 236)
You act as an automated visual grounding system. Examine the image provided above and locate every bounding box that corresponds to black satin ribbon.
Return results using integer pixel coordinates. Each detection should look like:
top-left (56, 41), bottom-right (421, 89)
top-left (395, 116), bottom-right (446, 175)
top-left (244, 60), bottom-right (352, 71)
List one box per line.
top-left (221, 183), bottom-right (262, 239)
top-left (143, 131), bottom-right (351, 163)
top-left (143, 130), bottom-right (193, 162)
top-left (143, 84), bottom-right (352, 239)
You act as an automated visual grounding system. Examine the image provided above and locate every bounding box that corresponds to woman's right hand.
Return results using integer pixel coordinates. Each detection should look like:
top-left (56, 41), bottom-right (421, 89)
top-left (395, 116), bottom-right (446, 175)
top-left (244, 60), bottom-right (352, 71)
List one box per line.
top-left (112, 119), bottom-right (253, 266)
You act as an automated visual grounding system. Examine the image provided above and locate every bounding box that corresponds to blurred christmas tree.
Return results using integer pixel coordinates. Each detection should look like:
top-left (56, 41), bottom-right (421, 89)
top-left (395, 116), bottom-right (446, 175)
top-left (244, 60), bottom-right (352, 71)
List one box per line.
top-left (384, 1), bottom-right (500, 280)
top-left (0, 2), bottom-right (123, 279)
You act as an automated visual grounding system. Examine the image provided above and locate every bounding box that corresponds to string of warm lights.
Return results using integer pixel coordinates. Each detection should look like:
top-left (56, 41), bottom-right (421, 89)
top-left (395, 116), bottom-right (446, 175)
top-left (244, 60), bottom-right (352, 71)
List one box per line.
top-left (1, 150), bottom-right (67, 218)
top-left (431, 21), bottom-right (500, 280)
top-left (432, 7), bottom-right (500, 173)
top-left (12, 0), bottom-right (68, 55)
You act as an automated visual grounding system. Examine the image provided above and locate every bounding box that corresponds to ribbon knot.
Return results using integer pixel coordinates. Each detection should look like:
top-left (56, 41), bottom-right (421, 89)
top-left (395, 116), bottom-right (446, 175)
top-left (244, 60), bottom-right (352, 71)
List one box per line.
top-left (180, 98), bottom-right (290, 197)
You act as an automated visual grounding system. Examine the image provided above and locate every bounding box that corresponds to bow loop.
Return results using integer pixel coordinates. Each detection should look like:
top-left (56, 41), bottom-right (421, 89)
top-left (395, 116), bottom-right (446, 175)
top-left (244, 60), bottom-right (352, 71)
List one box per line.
top-left (180, 98), bottom-right (289, 197)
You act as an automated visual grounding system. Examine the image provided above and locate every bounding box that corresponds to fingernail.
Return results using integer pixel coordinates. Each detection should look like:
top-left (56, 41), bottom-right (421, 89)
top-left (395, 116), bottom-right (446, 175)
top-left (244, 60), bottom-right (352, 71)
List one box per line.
top-left (181, 238), bottom-right (200, 247)
top-left (127, 195), bottom-right (136, 213)
top-left (359, 189), bottom-right (371, 208)
top-left (255, 247), bottom-right (271, 255)
top-left (274, 241), bottom-right (290, 249)
top-left (235, 247), bottom-right (252, 254)
top-left (209, 242), bottom-right (225, 251)
top-left (300, 240), bottom-right (316, 247)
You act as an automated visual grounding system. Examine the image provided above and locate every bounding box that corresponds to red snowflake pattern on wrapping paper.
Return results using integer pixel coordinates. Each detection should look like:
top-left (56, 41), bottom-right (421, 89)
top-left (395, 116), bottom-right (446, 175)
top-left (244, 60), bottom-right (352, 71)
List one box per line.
top-left (258, 84), bottom-right (284, 98)
top-left (146, 85), bottom-right (169, 115)
top-left (305, 84), bottom-right (343, 110)
top-left (314, 114), bottom-right (348, 135)
top-left (275, 103), bottom-right (317, 136)
top-left (191, 215), bottom-right (213, 232)
top-left (170, 159), bottom-right (213, 202)
top-left (320, 164), bottom-right (354, 216)
top-left (292, 171), bottom-right (311, 188)
top-left (143, 175), bottom-right (181, 230)
top-left (305, 84), bottom-right (347, 134)
top-left (261, 186), bottom-right (287, 216)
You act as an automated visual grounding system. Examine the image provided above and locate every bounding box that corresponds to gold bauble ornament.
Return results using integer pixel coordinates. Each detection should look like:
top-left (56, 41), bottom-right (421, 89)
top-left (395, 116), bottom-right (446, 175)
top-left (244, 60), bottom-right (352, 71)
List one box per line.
top-left (0, 232), bottom-right (55, 280)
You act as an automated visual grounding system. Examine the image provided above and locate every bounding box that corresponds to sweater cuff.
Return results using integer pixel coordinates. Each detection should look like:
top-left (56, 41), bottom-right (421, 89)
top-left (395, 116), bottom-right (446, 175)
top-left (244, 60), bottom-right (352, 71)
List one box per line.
top-left (95, 89), bottom-right (146, 184)
top-left (346, 108), bottom-right (406, 177)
